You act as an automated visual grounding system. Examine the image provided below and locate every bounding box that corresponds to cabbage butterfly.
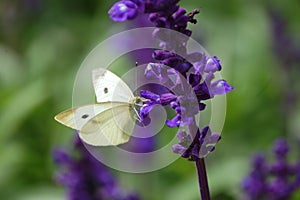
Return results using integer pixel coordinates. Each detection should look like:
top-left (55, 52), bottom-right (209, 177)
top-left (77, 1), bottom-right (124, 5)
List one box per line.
top-left (55, 68), bottom-right (146, 146)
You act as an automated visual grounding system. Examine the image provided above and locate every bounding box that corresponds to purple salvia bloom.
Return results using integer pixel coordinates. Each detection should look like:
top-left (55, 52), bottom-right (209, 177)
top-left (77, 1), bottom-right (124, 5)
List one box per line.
top-left (109, 1), bottom-right (139, 22)
top-left (109, 0), bottom-right (234, 199)
top-left (273, 138), bottom-right (289, 158)
top-left (242, 154), bottom-right (268, 200)
top-left (209, 79), bottom-right (235, 96)
top-left (172, 144), bottom-right (188, 155)
top-left (204, 56), bottom-right (222, 73)
top-left (165, 114), bottom-right (181, 127)
top-left (172, 126), bottom-right (220, 159)
top-left (242, 138), bottom-right (300, 200)
top-left (53, 136), bottom-right (140, 200)
top-left (172, 130), bottom-right (192, 157)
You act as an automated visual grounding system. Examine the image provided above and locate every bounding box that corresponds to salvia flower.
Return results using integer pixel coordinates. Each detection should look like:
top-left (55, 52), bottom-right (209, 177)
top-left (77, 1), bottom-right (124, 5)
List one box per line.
top-left (172, 127), bottom-right (221, 160)
top-left (53, 135), bottom-right (140, 200)
top-left (242, 138), bottom-right (300, 200)
top-left (109, 0), bottom-right (233, 159)
top-left (109, 1), bottom-right (140, 22)
top-left (140, 56), bottom-right (232, 158)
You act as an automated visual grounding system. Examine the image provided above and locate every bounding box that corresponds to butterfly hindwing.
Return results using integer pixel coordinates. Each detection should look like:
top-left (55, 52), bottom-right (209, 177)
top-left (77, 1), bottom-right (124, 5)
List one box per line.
top-left (79, 104), bottom-right (135, 146)
top-left (54, 102), bottom-right (128, 132)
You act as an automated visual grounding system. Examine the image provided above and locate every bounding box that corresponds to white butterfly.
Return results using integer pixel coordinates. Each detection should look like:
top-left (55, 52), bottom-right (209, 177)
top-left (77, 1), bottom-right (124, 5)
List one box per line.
top-left (55, 68), bottom-right (146, 146)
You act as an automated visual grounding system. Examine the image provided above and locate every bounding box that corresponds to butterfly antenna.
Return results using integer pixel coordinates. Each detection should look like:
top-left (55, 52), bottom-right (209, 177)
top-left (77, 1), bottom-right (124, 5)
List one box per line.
top-left (135, 61), bottom-right (138, 67)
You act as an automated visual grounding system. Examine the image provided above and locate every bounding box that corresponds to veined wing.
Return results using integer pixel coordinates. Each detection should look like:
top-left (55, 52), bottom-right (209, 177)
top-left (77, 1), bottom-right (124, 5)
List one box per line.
top-left (54, 102), bottom-right (128, 131)
top-left (92, 68), bottom-right (134, 103)
top-left (79, 104), bottom-right (136, 146)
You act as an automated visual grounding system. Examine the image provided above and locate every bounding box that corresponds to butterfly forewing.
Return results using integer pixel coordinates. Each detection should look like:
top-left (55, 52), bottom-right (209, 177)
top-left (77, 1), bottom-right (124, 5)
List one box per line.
top-left (79, 104), bottom-right (136, 146)
top-left (92, 68), bottom-right (134, 103)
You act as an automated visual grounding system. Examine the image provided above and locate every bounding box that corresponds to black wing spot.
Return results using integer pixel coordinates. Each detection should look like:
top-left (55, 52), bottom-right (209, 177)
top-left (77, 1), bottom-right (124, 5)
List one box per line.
top-left (82, 114), bottom-right (89, 119)
top-left (104, 87), bottom-right (108, 94)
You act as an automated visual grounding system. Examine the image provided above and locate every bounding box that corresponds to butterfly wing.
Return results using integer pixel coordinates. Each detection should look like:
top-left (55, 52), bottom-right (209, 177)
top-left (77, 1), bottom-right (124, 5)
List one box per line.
top-left (54, 103), bottom-right (127, 132)
top-left (79, 104), bottom-right (135, 146)
top-left (92, 68), bottom-right (134, 103)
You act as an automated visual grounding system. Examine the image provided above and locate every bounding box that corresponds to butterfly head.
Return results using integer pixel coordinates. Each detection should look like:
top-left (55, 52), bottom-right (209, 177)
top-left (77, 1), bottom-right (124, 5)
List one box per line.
top-left (131, 96), bottom-right (148, 107)
top-left (130, 96), bottom-right (149, 122)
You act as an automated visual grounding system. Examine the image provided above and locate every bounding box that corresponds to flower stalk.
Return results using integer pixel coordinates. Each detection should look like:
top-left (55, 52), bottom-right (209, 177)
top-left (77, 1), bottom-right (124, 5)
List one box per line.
top-left (196, 158), bottom-right (210, 200)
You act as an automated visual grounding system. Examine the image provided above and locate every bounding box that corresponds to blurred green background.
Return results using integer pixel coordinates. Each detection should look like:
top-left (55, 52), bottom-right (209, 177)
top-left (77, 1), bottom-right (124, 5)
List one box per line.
top-left (0, 0), bottom-right (299, 199)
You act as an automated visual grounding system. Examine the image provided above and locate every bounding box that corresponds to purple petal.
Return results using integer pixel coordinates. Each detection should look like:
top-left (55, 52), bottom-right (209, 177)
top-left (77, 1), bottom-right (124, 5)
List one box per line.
top-left (160, 93), bottom-right (177, 105)
top-left (166, 114), bottom-right (181, 127)
top-left (170, 101), bottom-right (179, 109)
top-left (176, 130), bottom-right (187, 140)
top-left (199, 145), bottom-right (210, 158)
top-left (144, 62), bottom-right (165, 80)
top-left (210, 79), bottom-right (234, 96)
top-left (180, 116), bottom-right (193, 126)
top-left (140, 90), bottom-right (160, 102)
top-left (140, 103), bottom-right (155, 120)
top-left (188, 73), bottom-right (202, 87)
top-left (108, 1), bottom-right (138, 22)
top-left (194, 82), bottom-right (210, 100)
top-left (204, 56), bottom-right (222, 73)
top-left (172, 144), bottom-right (187, 155)
top-left (172, 7), bottom-right (186, 20)
top-left (153, 50), bottom-right (176, 60)
top-left (273, 138), bottom-right (289, 158)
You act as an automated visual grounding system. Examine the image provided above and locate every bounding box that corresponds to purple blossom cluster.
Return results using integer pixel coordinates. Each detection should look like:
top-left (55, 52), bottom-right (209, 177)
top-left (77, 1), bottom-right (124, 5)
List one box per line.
top-left (53, 136), bottom-right (139, 200)
top-left (172, 126), bottom-right (221, 160)
top-left (109, 0), bottom-right (233, 159)
top-left (242, 139), bottom-right (300, 200)
top-left (269, 8), bottom-right (300, 67)
top-left (138, 55), bottom-right (232, 159)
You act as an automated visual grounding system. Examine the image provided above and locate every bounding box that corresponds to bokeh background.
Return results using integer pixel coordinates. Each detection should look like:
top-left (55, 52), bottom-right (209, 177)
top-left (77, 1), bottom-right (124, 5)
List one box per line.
top-left (0, 0), bottom-right (299, 199)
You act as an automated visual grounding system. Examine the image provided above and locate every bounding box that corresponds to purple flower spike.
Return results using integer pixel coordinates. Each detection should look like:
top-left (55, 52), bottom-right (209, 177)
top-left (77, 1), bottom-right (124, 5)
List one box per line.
top-left (172, 126), bottom-right (221, 159)
top-left (109, 1), bottom-right (139, 22)
top-left (108, 0), bottom-right (234, 199)
top-left (242, 138), bottom-right (300, 200)
top-left (53, 136), bottom-right (140, 200)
